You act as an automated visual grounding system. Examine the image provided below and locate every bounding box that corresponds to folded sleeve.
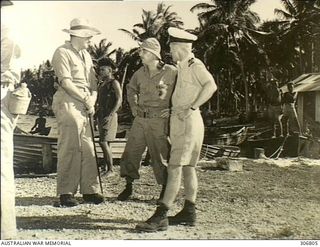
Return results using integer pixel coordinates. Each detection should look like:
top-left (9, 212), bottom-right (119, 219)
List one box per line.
top-left (51, 48), bottom-right (72, 83)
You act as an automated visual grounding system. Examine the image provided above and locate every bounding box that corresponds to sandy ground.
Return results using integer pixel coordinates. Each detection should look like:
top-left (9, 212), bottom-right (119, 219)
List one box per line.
top-left (13, 115), bottom-right (320, 240)
top-left (13, 157), bottom-right (320, 240)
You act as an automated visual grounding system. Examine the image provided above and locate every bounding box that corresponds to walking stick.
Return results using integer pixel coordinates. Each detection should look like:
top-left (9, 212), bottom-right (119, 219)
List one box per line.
top-left (88, 113), bottom-right (104, 195)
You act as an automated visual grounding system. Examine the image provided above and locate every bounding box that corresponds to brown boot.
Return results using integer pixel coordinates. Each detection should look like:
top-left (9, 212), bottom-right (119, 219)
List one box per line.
top-left (135, 203), bottom-right (169, 232)
top-left (168, 200), bottom-right (196, 226)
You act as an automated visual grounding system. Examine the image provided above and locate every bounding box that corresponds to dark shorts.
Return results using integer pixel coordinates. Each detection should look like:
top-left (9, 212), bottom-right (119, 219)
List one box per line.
top-left (98, 113), bottom-right (118, 142)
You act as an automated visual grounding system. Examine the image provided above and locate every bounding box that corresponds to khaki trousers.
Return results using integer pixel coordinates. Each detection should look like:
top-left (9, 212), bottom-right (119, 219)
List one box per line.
top-left (120, 117), bottom-right (169, 184)
top-left (52, 90), bottom-right (99, 195)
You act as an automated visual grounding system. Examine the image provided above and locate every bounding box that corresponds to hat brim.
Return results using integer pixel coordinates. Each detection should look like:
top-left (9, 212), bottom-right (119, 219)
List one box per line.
top-left (62, 28), bottom-right (100, 38)
top-left (139, 46), bottom-right (161, 60)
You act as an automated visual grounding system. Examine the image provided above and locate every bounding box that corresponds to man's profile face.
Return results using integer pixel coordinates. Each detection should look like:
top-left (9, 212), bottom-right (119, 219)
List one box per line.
top-left (287, 84), bottom-right (294, 92)
top-left (169, 43), bottom-right (180, 63)
top-left (78, 36), bottom-right (92, 50)
top-left (138, 48), bottom-right (156, 65)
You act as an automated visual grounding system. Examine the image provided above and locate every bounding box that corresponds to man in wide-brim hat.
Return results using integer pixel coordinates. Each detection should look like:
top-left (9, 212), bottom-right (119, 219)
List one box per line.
top-left (51, 18), bottom-right (105, 207)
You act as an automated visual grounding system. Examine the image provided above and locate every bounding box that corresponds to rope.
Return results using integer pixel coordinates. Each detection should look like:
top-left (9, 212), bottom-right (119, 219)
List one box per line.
top-left (268, 135), bottom-right (288, 159)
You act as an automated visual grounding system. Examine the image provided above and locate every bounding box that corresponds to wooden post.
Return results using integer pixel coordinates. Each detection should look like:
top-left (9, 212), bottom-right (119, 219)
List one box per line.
top-left (42, 143), bottom-right (53, 172)
top-left (254, 148), bottom-right (267, 159)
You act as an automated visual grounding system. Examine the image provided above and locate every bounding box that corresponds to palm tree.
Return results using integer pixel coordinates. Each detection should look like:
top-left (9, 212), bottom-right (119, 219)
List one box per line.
top-left (191, 0), bottom-right (262, 115)
top-left (119, 2), bottom-right (183, 60)
top-left (119, 2), bottom-right (183, 42)
top-left (272, 0), bottom-right (320, 74)
top-left (87, 38), bottom-right (117, 73)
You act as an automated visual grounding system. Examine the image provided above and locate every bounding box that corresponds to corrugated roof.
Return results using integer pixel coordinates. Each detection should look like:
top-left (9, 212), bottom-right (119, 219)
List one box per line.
top-left (281, 73), bottom-right (320, 93)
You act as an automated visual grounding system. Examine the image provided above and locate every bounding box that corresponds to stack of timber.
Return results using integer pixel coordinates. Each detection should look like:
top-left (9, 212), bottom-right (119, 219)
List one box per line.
top-left (200, 144), bottom-right (240, 160)
top-left (204, 125), bottom-right (250, 146)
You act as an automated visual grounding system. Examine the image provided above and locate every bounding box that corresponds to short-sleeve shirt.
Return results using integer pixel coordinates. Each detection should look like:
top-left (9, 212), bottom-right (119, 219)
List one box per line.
top-left (51, 41), bottom-right (97, 92)
top-left (126, 64), bottom-right (177, 110)
top-left (172, 54), bottom-right (214, 109)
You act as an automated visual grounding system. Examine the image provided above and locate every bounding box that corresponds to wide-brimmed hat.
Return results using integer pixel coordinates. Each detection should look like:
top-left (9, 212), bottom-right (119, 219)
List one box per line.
top-left (63, 18), bottom-right (100, 38)
top-left (1, 0), bottom-right (13, 7)
top-left (139, 38), bottom-right (161, 60)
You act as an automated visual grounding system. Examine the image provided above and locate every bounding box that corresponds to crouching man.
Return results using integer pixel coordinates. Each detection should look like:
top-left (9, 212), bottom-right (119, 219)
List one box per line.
top-left (136, 27), bottom-right (217, 232)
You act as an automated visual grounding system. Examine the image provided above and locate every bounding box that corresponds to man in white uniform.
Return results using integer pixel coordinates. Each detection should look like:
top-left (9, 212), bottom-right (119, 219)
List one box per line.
top-left (136, 27), bottom-right (217, 232)
top-left (1, 0), bottom-right (21, 239)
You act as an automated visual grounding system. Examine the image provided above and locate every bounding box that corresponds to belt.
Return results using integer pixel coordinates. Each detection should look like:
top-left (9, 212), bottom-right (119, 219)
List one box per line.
top-left (137, 109), bottom-right (163, 118)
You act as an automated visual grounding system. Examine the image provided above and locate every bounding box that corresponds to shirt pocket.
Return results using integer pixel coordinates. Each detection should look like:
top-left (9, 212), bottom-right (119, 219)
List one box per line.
top-left (70, 62), bottom-right (82, 80)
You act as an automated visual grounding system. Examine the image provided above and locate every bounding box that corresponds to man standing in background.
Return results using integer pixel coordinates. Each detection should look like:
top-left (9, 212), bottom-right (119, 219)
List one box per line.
top-left (1, 0), bottom-right (21, 239)
top-left (96, 59), bottom-right (122, 176)
top-left (282, 82), bottom-right (302, 136)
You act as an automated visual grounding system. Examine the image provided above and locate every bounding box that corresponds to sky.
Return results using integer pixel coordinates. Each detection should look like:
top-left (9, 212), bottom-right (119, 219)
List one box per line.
top-left (1, 0), bottom-right (283, 70)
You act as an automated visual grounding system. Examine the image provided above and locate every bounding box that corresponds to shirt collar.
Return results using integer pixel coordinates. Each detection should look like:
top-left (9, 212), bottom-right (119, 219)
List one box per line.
top-left (178, 53), bottom-right (195, 68)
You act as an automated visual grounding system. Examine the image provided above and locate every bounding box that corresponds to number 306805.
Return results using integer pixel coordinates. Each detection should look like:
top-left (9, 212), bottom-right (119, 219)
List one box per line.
top-left (301, 241), bottom-right (318, 245)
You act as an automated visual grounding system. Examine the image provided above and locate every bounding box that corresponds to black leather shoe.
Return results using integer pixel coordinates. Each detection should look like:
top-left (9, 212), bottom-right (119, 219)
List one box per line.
top-left (83, 193), bottom-right (104, 204)
top-left (60, 194), bottom-right (79, 207)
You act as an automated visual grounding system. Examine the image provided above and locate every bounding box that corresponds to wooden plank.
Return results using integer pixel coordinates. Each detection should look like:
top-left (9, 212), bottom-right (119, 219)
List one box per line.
top-left (42, 143), bottom-right (53, 172)
top-left (14, 133), bottom-right (57, 144)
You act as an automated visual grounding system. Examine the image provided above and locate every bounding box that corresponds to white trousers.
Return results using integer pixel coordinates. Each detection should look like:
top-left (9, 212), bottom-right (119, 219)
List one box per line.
top-left (1, 87), bottom-right (18, 239)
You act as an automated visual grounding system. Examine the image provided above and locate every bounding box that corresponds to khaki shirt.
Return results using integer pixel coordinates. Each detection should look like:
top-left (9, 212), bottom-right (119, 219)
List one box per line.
top-left (51, 41), bottom-right (97, 92)
top-left (127, 64), bottom-right (177, 111)
top-left (172, 54), bottom-right (214, 109)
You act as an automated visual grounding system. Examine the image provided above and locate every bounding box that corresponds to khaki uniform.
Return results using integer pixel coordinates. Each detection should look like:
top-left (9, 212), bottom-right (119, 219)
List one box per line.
top-left (120, 64), bottom-right (177, 184)
top-left (170, 55), bottom-right (214, 167)
top-left (51, 42), bottom-right (99, 195)
top-left (1, 28), bottom-right (21, 239)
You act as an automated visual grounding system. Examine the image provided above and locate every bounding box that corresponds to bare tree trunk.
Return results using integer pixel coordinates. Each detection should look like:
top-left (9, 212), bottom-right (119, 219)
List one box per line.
top-left (216, 73), bottom-right (220, 114)
top-left (311, 40), bottom-right (314, 72)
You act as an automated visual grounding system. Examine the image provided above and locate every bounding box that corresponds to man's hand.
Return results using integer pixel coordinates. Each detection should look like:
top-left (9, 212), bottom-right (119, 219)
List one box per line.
top-left (177, 108), bottom-right (193, 120)
top-left (1, 71), bottom-right (18, 88)
top-left (86, 106), bottom-right (95, 115)
top-left (84, 95), bottom-right (96, 115)
top-left (84, 95), bottom-right (96, 110)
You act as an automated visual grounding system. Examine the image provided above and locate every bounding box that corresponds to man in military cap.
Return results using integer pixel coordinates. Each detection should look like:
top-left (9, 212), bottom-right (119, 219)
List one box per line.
top-left (136, 27), bottom-right (217, 232)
